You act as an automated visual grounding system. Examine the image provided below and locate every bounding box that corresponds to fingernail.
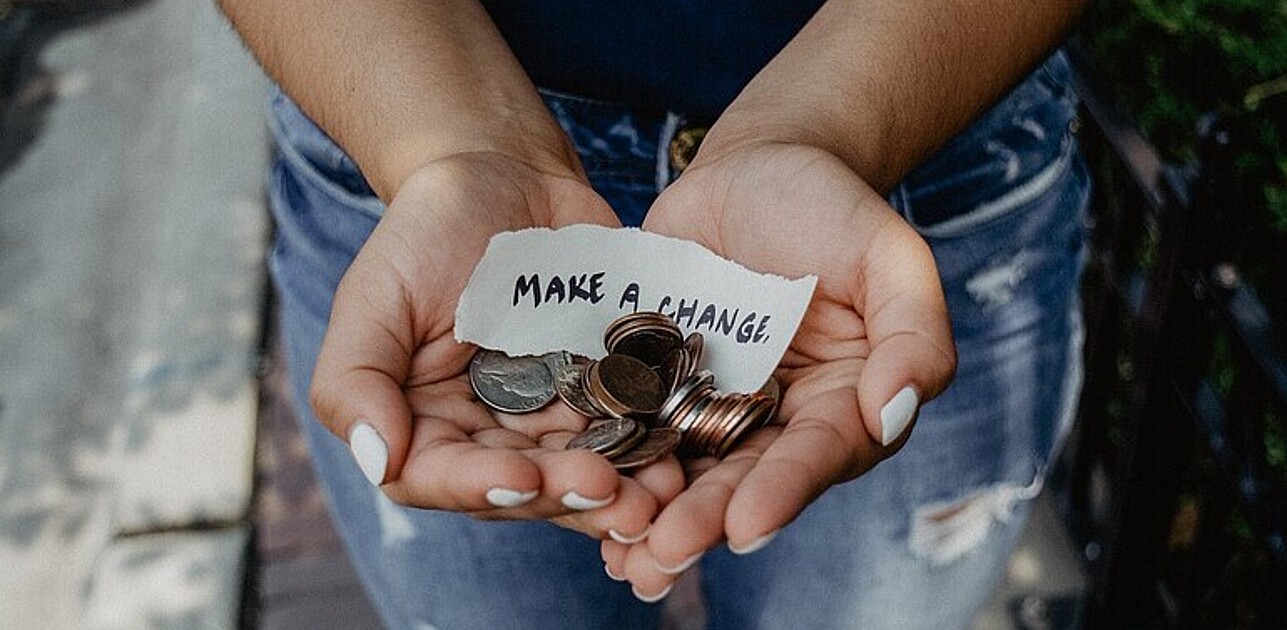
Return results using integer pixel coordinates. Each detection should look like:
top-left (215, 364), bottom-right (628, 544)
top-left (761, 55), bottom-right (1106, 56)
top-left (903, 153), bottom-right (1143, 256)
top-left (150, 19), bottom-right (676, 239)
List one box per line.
top-left (349, 423), bottom-right (388, 486)
top-left (608, 526), bottom-right (650, 544)
top-left (656, 552), bottom-right (702, 575)
top-left (632, 583), bottom-right (673, 603)
top-left (561, 491), bottom-right (615, 511)
top-left (880, 386), bottom-right (919, 446)
top-left (729, 529), bottom-right (779, 555)
top-left (604, 563), bottom-right (625, 582)
top-left (485, 487), bottom-right (538, 508)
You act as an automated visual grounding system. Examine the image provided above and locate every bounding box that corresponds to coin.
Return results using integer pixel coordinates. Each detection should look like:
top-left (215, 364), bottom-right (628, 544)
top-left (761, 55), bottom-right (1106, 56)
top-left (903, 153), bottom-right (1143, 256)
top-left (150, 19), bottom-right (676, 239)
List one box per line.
top-left (554, 363), bottom-right (607, 418)
top-left (605, 312), bottom-right (684, 368)
top-left (657, 347), bottom-right (691, 396)
top-left (469, 349), bottom-right (556, 413)
top-left (611, 427), bottom-right (682, 471)
top-left (542, 350), bottom-right (574, 376)
top-left (566, 417), bottom-right (642, 455)
top-left (593, 353), bottom-right (666, 418)
top-left (598, 417), bottom-right (648, 459)
top-left (659, 369), bottom-right (715, 426)
top-left (682, 332), bottom-right (704, 378)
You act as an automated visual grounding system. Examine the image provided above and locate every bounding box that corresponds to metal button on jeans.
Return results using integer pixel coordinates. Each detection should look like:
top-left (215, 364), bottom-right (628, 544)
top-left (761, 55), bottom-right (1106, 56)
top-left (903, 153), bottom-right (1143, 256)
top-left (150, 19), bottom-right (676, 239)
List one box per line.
top-left (668, 126), bottom-right (706, 174)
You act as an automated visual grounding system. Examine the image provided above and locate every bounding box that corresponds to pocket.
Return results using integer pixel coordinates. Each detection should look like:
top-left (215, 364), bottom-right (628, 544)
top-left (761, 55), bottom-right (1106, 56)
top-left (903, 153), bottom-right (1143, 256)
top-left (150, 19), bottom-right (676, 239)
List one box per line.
top-left (898, 52), bottom-right (1079, 239)
top-left (267, 89), bottom-right (386, 221)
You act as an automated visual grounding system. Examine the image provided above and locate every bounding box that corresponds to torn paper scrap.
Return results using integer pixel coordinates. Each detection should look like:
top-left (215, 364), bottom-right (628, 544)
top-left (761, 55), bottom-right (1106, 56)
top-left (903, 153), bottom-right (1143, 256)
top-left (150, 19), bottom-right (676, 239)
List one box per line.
top-left (454, 225), bottom-right (817, 393)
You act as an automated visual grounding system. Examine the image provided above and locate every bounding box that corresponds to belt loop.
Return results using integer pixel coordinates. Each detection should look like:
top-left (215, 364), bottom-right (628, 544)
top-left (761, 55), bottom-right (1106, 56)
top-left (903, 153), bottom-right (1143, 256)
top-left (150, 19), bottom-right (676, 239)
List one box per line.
top-left (656, 111), bottom-right (682, 192)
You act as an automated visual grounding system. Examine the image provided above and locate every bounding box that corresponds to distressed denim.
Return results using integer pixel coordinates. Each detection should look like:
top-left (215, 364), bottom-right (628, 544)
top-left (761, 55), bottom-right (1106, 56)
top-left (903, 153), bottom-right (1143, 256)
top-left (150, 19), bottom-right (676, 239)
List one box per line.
top-left (266, 51), bottom-right (1089, 629)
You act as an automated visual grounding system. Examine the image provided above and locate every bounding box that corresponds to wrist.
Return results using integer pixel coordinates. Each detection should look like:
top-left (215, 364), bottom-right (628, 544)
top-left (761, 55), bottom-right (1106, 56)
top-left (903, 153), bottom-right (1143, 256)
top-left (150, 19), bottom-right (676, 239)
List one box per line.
top-left (693, 105), bottom-right (897, 193)
top-left (372, 113), bottom-right (584, 203)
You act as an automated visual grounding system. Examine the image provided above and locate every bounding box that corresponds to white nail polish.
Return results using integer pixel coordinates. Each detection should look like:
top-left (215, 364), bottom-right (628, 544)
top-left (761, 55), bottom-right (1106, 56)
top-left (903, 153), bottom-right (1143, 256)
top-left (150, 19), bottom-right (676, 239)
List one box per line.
top-left (604, 563), bottom-right (625, 582)
top-left (880, 386), bottom-right (919, 446)
top-left (632, 583), bottom-right (673, 603)
top-left (729, 529), bottom-right (779, 555)
top-left (656, 552), bottom-right (702, 575)
top-left (608, 526), bottom-right (650, 545)
top-left (485, 487), bottom-right (538, 508)
top-left (561, 491), bottom-right (615, 511)
top-left (349, 423), bottom-right (388, 486)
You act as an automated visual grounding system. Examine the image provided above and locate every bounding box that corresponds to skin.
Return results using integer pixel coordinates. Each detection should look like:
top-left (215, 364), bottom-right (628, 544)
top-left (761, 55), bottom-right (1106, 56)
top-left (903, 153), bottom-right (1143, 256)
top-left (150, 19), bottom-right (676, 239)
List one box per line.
top-left (220, 0), bottom-right (1088, 601)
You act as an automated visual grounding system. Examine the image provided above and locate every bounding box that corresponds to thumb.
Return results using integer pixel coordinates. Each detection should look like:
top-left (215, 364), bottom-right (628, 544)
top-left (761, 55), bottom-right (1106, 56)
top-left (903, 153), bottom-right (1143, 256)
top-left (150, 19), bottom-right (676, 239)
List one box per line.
top-left (855, 224), bottom-right (957, 447)
top-left (309, 259), bottom-right (416, 486)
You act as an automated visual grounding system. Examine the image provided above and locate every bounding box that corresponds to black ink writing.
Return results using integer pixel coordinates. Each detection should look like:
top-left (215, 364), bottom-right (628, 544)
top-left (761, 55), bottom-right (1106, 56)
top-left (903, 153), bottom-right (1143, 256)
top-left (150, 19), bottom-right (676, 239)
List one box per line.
top-left (657, 296), bottom-right (772, 344)
top-left (618, 282), bottom-right (640, 312)
top-left (512, 272), bottom-right (606, 308)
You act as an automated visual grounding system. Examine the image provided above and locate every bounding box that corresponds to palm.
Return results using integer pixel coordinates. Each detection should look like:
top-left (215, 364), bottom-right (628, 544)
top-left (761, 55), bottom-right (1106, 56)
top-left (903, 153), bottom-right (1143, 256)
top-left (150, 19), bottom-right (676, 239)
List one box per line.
top-left (603, 144), bottom-right (955, 593)
top-left (313, 154), bottom-right (682, 536)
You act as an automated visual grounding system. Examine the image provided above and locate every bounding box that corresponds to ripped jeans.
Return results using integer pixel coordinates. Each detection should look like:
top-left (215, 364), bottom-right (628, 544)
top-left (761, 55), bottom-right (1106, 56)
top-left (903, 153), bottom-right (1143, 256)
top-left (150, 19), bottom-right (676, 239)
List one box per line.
top-left (266, 51), bottom-right (1089, 629)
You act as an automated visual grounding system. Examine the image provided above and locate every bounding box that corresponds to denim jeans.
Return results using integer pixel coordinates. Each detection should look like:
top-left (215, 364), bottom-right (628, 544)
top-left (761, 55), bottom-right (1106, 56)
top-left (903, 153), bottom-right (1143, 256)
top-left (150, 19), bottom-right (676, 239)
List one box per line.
top-left (266, 51), bottom-right (1089, 629)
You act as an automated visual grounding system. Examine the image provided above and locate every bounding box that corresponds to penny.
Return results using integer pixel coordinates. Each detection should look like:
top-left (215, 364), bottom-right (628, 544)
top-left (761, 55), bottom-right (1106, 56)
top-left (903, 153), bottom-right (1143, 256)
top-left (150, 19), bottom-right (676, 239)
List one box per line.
top-left (554, 363), bottom-right (607, 418)
top-left (469, 349), bottom-right (556, 414)
top-left (682, 332), bottom-right (704, 379)
top-left (716, 395), bottom-right (775, 458)
top-left (656, 347), bottom-right (691, 396)
top-left (605, 312), bottom-right (684, 368)
top-left (595, 353), bottom-right (666, 417)
top-left (611, 427), bottom-right (682, 471)
top-left (566, 417), bottom-right (640, 454)
top-left (659, 370), bottom-right (715, 426)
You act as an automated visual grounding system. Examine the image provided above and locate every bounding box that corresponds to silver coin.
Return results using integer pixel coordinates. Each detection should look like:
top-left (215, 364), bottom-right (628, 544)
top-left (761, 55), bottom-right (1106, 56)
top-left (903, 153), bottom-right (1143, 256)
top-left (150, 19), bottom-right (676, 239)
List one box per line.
top-left (468, 349), bottom-right (556, 414)
top-left (566, 417), bottom-right (640, 454)
top-left (542, 350), bottom-right (574, 375)
top-left (554, 363), bottom-right (606, 418)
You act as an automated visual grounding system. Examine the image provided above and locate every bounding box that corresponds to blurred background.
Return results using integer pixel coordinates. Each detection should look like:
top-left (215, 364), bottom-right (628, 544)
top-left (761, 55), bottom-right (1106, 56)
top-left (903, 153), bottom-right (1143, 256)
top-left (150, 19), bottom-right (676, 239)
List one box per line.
top-left (0, 1), bottom-right (1283, 628)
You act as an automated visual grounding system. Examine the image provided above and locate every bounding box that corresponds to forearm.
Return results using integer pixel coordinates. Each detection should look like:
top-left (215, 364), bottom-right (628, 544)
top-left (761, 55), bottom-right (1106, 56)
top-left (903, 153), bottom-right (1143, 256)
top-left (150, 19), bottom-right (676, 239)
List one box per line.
top-left (218, 0), bottom-right (577, 200)
top-left (699, 0), bottom-right (1090, 193)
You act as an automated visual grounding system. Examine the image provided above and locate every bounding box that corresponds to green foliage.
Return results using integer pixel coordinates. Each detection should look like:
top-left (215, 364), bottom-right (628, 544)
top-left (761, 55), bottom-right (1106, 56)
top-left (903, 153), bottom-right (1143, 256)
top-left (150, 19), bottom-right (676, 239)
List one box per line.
top-left (1082, 1), bottom-right (1287, 315)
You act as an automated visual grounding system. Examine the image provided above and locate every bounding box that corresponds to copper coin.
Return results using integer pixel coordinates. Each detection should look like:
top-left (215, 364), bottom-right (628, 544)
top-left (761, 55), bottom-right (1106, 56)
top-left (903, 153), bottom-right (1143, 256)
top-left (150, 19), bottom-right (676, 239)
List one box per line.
top-left (596, 353), bottom-right (666, 416)
top-left (611, 428), bottom-right (682, 471)
top-left (717, 395), bottom-right (776, 458)
top-left (566, 417), bottom-right (640, 454)
top-left (682, 332), bottom-right (704, 378)
top-left (659, 370), bottom-right (715, 424)
top-left (468, 349), bottom-right (556, 414)
top-left (657, 347), bottom-right (691, 396)
top-left (611, 328), bottom-right (683, 369)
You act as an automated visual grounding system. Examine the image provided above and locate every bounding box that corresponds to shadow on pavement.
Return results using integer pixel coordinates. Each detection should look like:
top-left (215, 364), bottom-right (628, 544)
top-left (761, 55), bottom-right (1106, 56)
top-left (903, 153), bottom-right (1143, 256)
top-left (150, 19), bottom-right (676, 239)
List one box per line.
top-left (0, 0), bottom-right (152, 175)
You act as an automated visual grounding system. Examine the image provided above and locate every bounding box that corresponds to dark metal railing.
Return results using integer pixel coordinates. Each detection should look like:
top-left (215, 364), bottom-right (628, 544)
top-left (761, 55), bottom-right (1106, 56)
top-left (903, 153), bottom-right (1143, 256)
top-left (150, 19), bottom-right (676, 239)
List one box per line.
top-left (1054, 42), bottom-right (1287, 628)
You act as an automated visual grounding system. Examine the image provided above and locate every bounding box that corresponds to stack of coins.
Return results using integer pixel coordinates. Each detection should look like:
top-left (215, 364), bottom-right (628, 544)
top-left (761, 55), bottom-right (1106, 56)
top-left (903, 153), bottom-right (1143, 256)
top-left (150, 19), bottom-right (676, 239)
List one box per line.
top-left (656, 370), bottom-right (778, 458)
top-left (468, 311), bottom-right (780, 469)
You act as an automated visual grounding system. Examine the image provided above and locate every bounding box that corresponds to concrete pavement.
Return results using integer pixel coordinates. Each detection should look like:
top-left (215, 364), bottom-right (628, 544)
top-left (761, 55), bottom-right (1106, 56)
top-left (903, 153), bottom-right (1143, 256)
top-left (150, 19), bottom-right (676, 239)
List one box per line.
top-left (0, 0), bottom-right (267, 627)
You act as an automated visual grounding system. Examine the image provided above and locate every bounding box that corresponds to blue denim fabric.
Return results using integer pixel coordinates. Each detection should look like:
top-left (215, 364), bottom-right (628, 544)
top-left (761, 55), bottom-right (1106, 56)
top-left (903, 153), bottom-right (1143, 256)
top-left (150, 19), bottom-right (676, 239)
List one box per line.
top-left (267, 51), bottom-right (1089, 629)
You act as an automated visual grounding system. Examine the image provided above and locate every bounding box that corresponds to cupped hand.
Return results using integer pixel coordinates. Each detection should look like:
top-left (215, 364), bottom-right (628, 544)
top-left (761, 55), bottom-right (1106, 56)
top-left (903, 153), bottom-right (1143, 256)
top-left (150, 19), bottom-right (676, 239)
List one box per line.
top-left (605, 143), bottom-right (957, 598)
top-left (309, 152), bottom-right (685, 540)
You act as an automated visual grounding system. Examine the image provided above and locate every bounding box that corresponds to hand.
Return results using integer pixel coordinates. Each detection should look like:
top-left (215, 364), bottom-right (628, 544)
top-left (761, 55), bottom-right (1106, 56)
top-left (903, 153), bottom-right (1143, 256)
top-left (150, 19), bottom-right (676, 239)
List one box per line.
top-left (603, 143), bottom-right (957, 598)
top-left (309, 152), bottom-right (685, 540)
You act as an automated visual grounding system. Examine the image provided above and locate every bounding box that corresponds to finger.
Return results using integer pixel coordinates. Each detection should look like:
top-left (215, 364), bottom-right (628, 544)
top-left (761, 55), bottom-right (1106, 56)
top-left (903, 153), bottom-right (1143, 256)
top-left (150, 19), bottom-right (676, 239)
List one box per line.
top-left (383, 418), bottom-right (544, 512)
top-left (855, 222), bottom-right (956, 446)
top-left (723, 390), bottom-right (876, 548)
top-left (309, 256), bottom-right (417, 486)
top-left (601, 539), bottom-right (629, 582)
top-left (644, 428), bottom-right (776, 570)
top-left (621, 539), bottom-right (680, 603)
top-left (627, 456), bottom-right (686, 508)
top-left (519, 447), bottom-right (622, 515)
top-left (551, 477), bottom-right (657, 542)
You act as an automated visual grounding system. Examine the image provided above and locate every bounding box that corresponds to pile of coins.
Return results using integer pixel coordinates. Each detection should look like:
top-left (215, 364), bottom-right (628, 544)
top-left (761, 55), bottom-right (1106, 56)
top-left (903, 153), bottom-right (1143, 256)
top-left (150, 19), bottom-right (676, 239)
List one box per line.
top-left (469, 312), bottom-right (779, 469)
